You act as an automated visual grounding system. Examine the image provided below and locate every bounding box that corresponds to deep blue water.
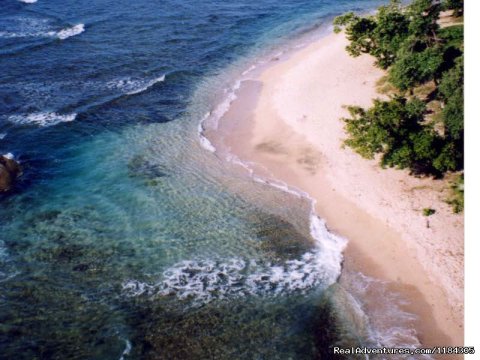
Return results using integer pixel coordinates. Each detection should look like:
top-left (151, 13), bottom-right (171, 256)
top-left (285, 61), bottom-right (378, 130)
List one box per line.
top-left (1, 0), bottom-right (388, 358)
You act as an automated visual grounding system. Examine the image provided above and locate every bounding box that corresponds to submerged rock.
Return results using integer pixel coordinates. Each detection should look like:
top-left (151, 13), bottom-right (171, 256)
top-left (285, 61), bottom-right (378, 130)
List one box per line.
top-left (255, 214), bottom-right (315, 262)
top-left (0, 154), bottom-right (22, 192)
top-left (128, 154), bottom-right (168, 181)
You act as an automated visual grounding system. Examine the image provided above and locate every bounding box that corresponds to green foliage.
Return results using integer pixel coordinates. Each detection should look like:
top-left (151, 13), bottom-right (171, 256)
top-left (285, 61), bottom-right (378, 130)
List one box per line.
top-left (337, 0), bottom-right (463, 177)
top-left (438, 25), bottom-right (464, 49)
top-left (439, 58), bottom-right (463, 138)
top-left (343, 96), bottom-right (443, 174)
top-left (444, 0), bottom-right (463, 16)
top-left (334, 1), bottom-right (409, 68)
top-left (333, 13), bottom-right (377, 56)
top-left (389, 44), bottom-right (444, 91)
top-left (423, 208), bottom-right (436, 216)
top-left (433, 55), bottom-right (464, 172)
top-left (371, 2), bottom-right (410, 68)
top-left (407, 0), bottom-right (441, 42)
top-left (446, 173), bottom-right (464, 213)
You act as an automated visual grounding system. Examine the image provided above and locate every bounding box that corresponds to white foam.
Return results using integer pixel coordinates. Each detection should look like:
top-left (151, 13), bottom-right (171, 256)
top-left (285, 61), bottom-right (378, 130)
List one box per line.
top-left (197, 112), bottom-right (216, 152)
top-left (119, 339), bottom-right (132, 360)
top-left (241, 64), bottom-right (257, 76)
top-left (8, 112), bottom-right (77, 127)
top-left (123, 248), bottom-right (341, 305)
top-left (341, 272), bottom-right (434, 359)
top-left (194, 73), bottom-right (347, 298)
top-left (107, 75), bottom-right (166, 96)
top-left (52, 24), bottom-right (85, 40)
top-left (0, 22), bottom-right (84, 40)
top-left (197, 79), bottom-right (244, 152)
top-left (192, 44), bottom-right (348, 309)
top-left (0, 17), bottom-right (49, 39)
top-left (18, 0), bottom-right (37, 3)
top-left (0, 133), bottom-right (6, 140)
top-left (3, 153), bottom-right (14, 160)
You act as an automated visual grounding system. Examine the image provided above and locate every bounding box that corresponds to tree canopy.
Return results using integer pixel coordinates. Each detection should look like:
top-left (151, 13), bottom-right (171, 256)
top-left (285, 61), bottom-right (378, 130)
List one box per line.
top-left (335, 0), bottom-right (463, 185)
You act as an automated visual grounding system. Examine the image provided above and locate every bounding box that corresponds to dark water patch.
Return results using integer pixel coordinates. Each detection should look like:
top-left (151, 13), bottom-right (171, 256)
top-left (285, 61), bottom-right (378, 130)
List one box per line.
top-left (128, 154), bottom-right (168, 181)
top-left (0, 274), bottom-right (126, 360)
top-left (6, 207), bottom-right (121, 273)
top-left (127, 295), bottom-right (322, 359)
top-left (123, 286), bottom-right (367, 360)
top-left (254, 213), bottom-right (316, 263)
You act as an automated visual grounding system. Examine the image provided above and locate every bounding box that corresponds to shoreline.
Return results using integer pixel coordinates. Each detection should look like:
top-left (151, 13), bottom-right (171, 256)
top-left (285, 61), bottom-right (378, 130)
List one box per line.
top-left (204, 31), bottom-right (464, 350)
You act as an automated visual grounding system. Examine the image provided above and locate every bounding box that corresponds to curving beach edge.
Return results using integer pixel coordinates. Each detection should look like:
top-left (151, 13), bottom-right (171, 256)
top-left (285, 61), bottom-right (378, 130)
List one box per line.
top-left (207, 30), bottom-right (464, 349)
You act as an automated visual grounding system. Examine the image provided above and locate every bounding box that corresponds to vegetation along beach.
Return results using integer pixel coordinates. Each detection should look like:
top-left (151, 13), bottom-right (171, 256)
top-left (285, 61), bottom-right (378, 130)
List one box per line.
top-left (1, 0), bottom-right (465, 358)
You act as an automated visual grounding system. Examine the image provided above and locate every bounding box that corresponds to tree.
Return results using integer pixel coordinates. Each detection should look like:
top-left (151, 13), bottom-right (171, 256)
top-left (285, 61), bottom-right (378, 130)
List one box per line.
top-left (333, 0), bottom-right (409, 68)
top-left (438, 56), bottom-right (463, 140)
top-left (371, 2), bottom-right (410, 68)
top-left (407, 0), bottom-right (441, 44)
top-left (343, 96), bottom-right (441, 173)
top-left (389, 44), bottom-right (444, 92)
top-left (333, 13), bottom-right (377, 56)
top-left (335, 0), bottom-right (464, 179)
top-left (444, 0), bottom-right (463, 16)
top-left (435, 55), bottom-right (464, 171)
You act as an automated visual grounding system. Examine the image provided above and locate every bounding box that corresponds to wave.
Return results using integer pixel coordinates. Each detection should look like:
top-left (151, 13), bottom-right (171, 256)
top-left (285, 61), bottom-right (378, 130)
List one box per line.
top-left (340, 272), bottom-right (434, 359)
top-left (2, 153), bottom-right (15, 160)
top-left (0, 133), bottom-right (6, 140)
top-left (195, 66), bottom-right (347, 301)
top-left (119, 339), bottom-right (132, 360)
top-left (52, 24), bottom-right (85, 40)
top-left (0, 22), bottom-right (84, 40)
top-left (107, 75), bottom-right (166, 96)
top-left (197, 112), bottom-right (216, 152)
top-left (251, 174), bottom-right (347, 275)
top-left (123, 247), bottom-right (342, 305)
top-left (8, 111), bottom-right (77, 127)
top-left (196, 79), bottom-right (242, 151)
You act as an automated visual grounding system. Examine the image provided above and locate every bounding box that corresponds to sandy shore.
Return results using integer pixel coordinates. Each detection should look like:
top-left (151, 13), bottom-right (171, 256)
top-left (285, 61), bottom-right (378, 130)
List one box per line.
top-left (207, 31), bottom-right (464, 350)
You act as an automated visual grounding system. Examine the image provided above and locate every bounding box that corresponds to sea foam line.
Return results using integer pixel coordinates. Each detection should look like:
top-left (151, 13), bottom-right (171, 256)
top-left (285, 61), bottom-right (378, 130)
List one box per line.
top-left (342, 272), bottom-right (435, 359)
top-left (8, 111), bottom-right (77, 127)
top-left (107, 75), bottom-right (166, 96)
top-left (52, 24), bottom-right (85, 40)
top-left (127, 75), bottom-right (165, 95)
top-left (123, 249), bottom-right (340, 305)
top-left (119, 339), bottom-right (132, 360)
top-left (197, 112), bottom-right (216, 152)
top-left (0, 23), bottom-right (84, 40)
top-left (196, 79), bottom-right (243, 153)
top-left (196, 68), bottom-right (347, 285)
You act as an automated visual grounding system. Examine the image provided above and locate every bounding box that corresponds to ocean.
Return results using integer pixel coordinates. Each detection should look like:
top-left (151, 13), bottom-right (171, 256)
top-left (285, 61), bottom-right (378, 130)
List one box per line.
top-left (0, 0), bottom-right (420, 358)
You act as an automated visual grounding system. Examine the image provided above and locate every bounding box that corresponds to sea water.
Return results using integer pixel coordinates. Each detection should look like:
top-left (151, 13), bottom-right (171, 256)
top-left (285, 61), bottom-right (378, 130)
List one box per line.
top-left (0, 0), bottom-right (423, 358)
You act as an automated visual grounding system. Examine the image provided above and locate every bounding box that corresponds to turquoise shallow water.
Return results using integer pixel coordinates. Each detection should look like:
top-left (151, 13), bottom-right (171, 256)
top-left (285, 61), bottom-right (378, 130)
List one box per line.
top-left (0, 0), bottom-right (399, 358)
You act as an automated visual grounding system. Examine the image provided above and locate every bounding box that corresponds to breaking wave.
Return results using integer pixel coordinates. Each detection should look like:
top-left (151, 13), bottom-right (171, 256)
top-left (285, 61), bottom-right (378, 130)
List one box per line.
top-left (123, 247), bottom-right (342, 305)
top-left (8, 111), bottom-right (77, 127)
top-left (197, 112), bottom-right (216, 152)
top-left (107, 75), bottom-right (166, 96)
top-left (0, 23), bottom-right (84, 40)
top-left (53, 24), bottom-right (85, 40)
